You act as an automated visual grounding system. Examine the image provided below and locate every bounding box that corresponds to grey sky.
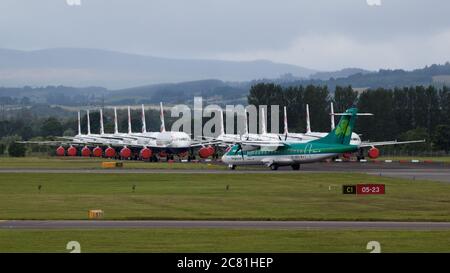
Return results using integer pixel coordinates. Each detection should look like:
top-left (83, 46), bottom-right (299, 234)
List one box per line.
top-left (0, 0), bottom-right (449, 70)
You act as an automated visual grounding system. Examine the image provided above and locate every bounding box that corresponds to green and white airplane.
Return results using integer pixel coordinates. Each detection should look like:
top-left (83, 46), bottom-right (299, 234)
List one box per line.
top-left (222, 107), bottom-right (360, 170)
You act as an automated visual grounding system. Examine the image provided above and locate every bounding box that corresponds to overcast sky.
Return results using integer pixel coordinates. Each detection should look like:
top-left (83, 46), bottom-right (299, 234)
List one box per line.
top-left (0, 0), bottom-right (449, 71)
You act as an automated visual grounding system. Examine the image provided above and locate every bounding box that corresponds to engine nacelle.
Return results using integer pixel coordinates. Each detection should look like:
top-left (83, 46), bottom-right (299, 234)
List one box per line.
top-left (81, 146), bottom-right (91, 157)
top-left (343, 152), bottom-right (352, 159)
top-left (140, 148), bottom-right (152, 160)
top-left (67, 146), bottom-right (77, 157)
top-left (368, 147), bottom-right (380, 159)
top-left (105, 147), bottom-right (116, 158)
top-left (199, 146), bottom-right (215, 159)
top-left (92, 147), bottom-right (103, 157)
top-left (56, 146), bottom-right (65, 156)
top-left (120, 147), bottom-right (132, 159)
top-left (159, 151), bottom-right (168, 158)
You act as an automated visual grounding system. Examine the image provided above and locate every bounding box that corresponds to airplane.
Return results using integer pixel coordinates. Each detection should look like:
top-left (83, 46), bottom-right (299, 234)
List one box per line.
top-left (54, 108), bottom-right (138, 158)
top-left (197, 107), bottom-right (290, 158)
top-left (24, 103), bottom-right (194, 160)
top-left (87, 103), bottom-right (193, 159)
top-left (296, 102), bottom-right (424, 160)
top-left (201, 107), bottom-right (292, 145)
top-left (222, 107), bottom-right (362, 170)
top-left (21, 109), bottom-right (118, 157)
top-left (280, 103), bottom-right (363, 145)
top-left (195, 108), bottom-right (243, 159)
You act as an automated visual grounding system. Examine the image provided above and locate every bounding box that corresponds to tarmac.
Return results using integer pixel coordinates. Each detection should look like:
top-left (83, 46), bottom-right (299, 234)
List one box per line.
top-left (0, 162), bottom-right (448, 231)
top-left (1, 220), bottom-right (450, 230)
top-left (0, 162), bottom-right (449, 182)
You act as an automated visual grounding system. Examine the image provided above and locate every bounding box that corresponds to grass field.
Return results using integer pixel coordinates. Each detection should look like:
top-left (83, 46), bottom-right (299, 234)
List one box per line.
top-left (0, 172), bottom-right (449, 221)
top-left (1, 229), bottom-right (449, 253)
top-left (0, 157), bottom-right (227, 169)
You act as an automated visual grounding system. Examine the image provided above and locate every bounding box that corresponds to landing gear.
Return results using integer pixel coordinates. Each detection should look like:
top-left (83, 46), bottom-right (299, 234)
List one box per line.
top-left (228, 164), bottom-right (236, 170)
top-left (270, 164), bottom-right (279, 171)
top-left (291, 164), bottom-right (300, 170)
top-left (357, 148), bottom-right (365, 161)
top-left (150, 155), bottom-right (158, 162)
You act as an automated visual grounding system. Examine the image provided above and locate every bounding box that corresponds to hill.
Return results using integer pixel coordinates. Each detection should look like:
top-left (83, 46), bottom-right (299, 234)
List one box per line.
top-left (0, 48), bottom-right (315, 89)
top-left (281, 63), bottom-right (450, 90)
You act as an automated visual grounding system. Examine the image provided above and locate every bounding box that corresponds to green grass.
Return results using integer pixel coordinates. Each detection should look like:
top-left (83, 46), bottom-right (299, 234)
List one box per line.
top-left (378, 156), bottom-right (450, 163)
top-left (0, 173), bottom-right (449, 221)
top-left (1, 229), bottom-right (449, 253)
top-left (0, 156), bottom-right (226, 169)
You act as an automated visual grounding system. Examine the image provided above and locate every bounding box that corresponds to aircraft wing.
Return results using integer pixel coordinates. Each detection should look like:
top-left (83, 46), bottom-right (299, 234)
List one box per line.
top-left (190, 139), bottom-right (224, 147)
top-left (359, 139), bottom-right (425, 148)
top-left (17, 140), bottom-right (86, 146)
top-left (190, 142), bottom-right (219, 147)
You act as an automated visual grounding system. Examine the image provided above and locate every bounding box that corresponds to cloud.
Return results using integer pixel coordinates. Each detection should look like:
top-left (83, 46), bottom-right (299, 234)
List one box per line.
top-left (214, 29), bottom-right (450, 71)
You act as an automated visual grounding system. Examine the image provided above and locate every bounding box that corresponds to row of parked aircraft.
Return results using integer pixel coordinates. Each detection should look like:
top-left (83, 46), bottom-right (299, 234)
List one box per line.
top-left (22, 102), bottom-right (424, 169)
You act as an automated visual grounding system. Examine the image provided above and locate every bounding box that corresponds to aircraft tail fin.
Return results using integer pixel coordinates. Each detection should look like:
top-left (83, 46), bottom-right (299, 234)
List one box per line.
top-left (306, 104), bottom-right (311, 134)
top-left (219, 109), bottom-right (225, 135)
top-left (77, 111), bottom-right (81, 135)
top-left (99, 108), bottom-right (104, 135)
top-left (312, 107), bottom-right (358, 145)
top-left (160, 102), bottom-right (166, 132)
top-left (141, 104), bottom-right (147, 133)
top-left (244, 108), bottom-right (249, 135)
top-left (127, 106), bottom-right (132, 134)
top-left (283, 106), bottom-right (288, 135)
top-left (260, 108), bottom-right (267, 135)
top-left (330, 102), bottom-right (335, 130)
top-left (87, 110), bottom-right (91, 135)
top-left (114, 107), bottom-right (119, 134)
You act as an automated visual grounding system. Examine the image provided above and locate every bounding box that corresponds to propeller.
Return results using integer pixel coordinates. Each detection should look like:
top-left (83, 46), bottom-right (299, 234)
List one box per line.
top-left (234, 143), bottom-right (245, 159)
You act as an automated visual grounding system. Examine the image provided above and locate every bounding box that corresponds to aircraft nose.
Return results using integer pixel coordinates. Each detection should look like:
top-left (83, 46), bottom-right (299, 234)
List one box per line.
top-left (221, 154), bottom-right (229, 163)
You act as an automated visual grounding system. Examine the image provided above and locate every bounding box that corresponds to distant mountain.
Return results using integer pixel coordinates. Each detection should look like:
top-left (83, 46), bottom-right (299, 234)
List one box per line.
top-left (0, 48), bottom-right (316, 89)
top-left (1, 59), bottom-right (449, 107)
top-left (282, 63), bottom-right (450, 90)
top-left (309, 68), bottom-right (373, 80)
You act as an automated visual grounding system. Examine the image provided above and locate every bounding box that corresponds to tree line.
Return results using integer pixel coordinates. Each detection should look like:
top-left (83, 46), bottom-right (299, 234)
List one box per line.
top-left (248, 83), bottom-right (450, 153)
top-left (1, 84), bottom-right (449, 156)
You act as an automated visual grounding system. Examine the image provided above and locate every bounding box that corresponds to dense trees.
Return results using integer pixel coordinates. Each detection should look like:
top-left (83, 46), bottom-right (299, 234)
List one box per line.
top-left (248, 84), bottom-right (330, 132)
top-left (357, 88), bottom-right (397, 140)
top-left (0, 83), bottom-right (449, 155)
top-left (334, 86), bottom-right (358, 112)
top-left (8, 142), bottom-right (26, 157)
top-left (248, 83), bottom-right (450, 152)
top-left (41, 117), bottom-right (64, 137)
top-left (434, 125), bottom-right (450, 154)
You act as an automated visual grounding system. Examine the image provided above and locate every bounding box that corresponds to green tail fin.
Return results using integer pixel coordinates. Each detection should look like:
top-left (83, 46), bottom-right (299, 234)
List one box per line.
top-left (312, 107), bottom-right (358, 145)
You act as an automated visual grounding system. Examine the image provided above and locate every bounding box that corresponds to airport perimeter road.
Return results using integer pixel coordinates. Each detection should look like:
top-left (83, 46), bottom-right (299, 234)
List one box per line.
top-left (1, 220), bottom-right (450, 230)
top-left (0, 162), bottom-right (449, 182)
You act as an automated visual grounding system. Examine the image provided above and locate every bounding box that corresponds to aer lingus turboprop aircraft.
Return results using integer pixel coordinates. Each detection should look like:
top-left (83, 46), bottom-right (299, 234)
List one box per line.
top-left (302, 103), bottom-right (424, 159)
top-left (222, 107), bottom-right (361, 170)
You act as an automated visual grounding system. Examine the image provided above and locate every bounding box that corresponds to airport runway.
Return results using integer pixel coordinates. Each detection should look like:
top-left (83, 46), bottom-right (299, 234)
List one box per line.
top-left (1, 220), bottom-right (450, 230)
top-left (0, 162), bottom-right (449, 182)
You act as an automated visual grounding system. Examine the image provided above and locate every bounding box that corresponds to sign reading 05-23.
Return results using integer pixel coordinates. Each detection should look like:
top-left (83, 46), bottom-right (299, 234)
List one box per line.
top-left (343, 184), bottom-right (385, 195)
